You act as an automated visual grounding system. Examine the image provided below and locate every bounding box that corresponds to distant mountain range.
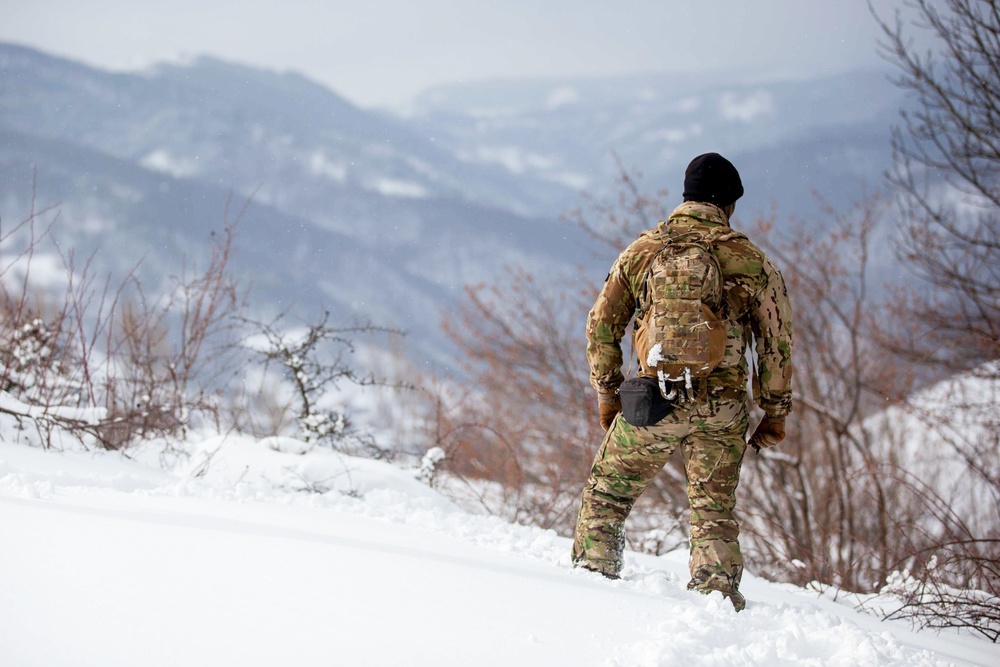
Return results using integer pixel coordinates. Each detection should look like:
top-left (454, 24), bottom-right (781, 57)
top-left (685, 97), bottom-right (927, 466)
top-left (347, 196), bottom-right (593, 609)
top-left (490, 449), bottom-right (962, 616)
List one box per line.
top-left (0, 43), bottom-right (910, 367)
top-left (408, 68), bottom-right (906, 219)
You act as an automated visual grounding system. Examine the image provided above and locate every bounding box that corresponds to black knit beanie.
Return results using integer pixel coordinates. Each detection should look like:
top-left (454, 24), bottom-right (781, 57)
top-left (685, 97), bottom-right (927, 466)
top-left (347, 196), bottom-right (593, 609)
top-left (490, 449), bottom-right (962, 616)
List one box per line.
top-left (682, 153), bottom-right (744, 207)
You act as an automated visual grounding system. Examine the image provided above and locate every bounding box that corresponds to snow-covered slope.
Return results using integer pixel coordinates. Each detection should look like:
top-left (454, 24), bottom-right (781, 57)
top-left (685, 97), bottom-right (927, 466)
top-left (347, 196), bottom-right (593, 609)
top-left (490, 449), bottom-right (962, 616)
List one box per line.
top-left (1, 434), bottom-right (994, 667)
top-left (864, 363), bottom-right (1000, 535)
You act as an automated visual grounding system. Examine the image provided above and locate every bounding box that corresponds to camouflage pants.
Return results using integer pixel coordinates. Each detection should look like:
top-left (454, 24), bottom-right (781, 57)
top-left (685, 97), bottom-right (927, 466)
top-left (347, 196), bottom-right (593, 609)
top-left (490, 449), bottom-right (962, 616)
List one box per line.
top-left (572, 392), bottom-right (748, 583)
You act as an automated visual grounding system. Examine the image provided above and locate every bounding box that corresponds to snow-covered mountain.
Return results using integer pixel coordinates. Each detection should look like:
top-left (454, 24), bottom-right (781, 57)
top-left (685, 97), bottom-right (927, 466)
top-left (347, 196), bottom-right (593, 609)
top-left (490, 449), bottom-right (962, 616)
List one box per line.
top-left (0, 44), bottom-right (569, 216)
top-left (0, 44), bottom-right (594, 366)
top-left (0, 43), bottom-right (910, 367)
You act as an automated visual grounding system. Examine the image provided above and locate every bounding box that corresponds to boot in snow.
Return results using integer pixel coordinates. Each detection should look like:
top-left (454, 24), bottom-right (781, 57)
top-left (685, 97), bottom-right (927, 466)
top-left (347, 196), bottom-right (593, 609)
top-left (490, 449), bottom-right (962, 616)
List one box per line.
top-left (687, 571), bottom-right (746, 612)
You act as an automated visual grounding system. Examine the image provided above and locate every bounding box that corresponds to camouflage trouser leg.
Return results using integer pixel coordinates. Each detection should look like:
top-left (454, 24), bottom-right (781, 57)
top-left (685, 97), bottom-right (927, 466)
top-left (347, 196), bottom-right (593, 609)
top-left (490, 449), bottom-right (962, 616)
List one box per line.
top-left (571, 416), bottom-right (684, 577)
top-left (571, 394), bottom-right (748, 581)
top-left (683, 404), bottom-right (748, 586)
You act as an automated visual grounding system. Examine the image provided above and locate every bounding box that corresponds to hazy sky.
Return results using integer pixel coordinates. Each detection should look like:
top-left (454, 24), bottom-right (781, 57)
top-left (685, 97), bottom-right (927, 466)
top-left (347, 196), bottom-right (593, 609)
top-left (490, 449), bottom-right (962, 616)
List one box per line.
top-left (2, 1), bottom-right (912, 108)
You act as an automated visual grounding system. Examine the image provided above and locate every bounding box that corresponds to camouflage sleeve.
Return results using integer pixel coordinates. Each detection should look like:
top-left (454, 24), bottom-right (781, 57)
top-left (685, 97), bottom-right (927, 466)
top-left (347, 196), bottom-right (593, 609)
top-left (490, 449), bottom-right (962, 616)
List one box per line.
top-left (586, 257), bottom-right (637, 396)
top-left (750, 256), bottom-right (794, 418)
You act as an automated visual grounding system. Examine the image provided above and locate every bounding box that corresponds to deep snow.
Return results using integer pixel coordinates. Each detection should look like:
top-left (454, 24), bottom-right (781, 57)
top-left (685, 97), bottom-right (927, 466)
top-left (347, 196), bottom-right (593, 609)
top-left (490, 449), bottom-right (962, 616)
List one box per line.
top-left (1, 435), bottom-right (996, 667)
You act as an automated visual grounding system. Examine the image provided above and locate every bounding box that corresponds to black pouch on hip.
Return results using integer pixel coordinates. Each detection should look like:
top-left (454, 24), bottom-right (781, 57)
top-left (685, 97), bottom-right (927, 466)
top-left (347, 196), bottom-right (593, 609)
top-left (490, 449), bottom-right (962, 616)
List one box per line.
top-left (618, 377), bottom-right (674, 427)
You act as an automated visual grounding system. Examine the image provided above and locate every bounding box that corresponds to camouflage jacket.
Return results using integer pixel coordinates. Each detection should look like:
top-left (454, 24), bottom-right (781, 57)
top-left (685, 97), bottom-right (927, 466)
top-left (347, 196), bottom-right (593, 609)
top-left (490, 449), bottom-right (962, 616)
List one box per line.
top-left (586, 201), bottom-right (793, 418)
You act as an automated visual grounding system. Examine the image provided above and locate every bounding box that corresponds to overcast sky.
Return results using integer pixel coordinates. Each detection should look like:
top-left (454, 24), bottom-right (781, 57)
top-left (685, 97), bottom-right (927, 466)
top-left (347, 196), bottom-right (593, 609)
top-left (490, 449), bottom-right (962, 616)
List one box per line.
top-left (2, 1), bottom-right (913, 108)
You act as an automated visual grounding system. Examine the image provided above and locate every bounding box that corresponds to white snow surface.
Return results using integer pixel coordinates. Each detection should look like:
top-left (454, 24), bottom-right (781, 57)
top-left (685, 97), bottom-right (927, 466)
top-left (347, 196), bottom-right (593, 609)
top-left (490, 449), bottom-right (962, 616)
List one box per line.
top-left (1, 432), bottom-right (995, 666)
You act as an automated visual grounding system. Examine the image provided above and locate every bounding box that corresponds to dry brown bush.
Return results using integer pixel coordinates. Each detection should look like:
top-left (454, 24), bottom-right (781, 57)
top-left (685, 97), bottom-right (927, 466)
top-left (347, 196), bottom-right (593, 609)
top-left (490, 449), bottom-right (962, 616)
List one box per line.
top-left (0, 186), bottom-right (246, 451)
top-left (427, 162), bottom-right (689, 539)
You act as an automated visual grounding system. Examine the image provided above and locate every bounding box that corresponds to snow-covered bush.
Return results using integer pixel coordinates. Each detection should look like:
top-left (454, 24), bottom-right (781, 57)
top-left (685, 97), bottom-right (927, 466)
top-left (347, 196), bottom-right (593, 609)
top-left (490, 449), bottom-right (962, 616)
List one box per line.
top-left (0, 193), bottom-right (243, 450)
top-left (241, 311), bottom-right (408, 459)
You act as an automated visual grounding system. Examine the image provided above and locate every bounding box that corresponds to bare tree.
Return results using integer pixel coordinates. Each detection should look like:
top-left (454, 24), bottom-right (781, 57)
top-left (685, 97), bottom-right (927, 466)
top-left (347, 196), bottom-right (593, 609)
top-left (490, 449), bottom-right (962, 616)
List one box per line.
top-left (569, 152), bottom-right (670, 253)
top-left (740, 197), bottom-right (928, 591)
top-left (874, 0), bottom-right (1000, 371)
top-left (871, 0), bottom-right (1000, 640)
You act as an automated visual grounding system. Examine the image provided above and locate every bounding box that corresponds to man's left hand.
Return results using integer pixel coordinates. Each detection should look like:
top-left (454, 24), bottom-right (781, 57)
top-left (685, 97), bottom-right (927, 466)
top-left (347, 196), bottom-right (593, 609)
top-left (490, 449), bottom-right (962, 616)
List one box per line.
top-left (598, 393), bottom-right (621, 431)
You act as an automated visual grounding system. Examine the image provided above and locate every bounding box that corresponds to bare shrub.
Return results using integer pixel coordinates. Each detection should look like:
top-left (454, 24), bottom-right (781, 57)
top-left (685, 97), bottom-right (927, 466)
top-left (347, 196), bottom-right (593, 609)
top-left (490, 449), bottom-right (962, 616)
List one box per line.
top-left (0, 185), bottom-right (247, 451)
top-left (0, 181), bottom-right (78, 408)
top-left (883, 538), bottom-right (1000, 642)
top-left (869, 0), bottom-right (1000, 639)
top-left (741, 194), bottom-right (999, 644)
top-left (240, 311), bottom-right (408, 459)
top-left (430, 161), bottom-right (689, 540)
top-left (739, 196), bottom-right (925, 591)
top-left (97, 213), bottom-right (246, 449)
top-left (430, 269), bottom-right (595, 528)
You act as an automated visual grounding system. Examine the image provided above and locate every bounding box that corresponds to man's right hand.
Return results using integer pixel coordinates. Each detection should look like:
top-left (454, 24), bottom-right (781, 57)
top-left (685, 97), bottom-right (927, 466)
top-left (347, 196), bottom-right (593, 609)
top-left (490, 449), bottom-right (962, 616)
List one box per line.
top-left (598, 393), bottom-right (621, 431)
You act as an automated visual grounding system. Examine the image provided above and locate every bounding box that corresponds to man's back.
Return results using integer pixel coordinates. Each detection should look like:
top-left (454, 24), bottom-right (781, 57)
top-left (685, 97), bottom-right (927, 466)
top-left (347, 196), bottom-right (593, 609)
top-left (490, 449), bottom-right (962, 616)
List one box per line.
top-left (586, 201), bottom-right (793, 415)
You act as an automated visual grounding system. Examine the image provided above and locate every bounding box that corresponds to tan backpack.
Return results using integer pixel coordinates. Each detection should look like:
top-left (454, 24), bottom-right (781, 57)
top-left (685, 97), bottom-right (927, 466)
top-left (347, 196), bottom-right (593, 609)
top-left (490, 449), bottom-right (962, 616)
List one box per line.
top-left (633, 226), bottom-right (744, 401)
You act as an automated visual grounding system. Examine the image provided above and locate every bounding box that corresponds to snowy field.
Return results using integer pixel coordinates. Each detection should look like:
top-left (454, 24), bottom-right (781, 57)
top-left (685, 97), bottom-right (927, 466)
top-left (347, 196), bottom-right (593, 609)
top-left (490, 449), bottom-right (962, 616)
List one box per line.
top-left (1, 433), bottom-right (996, 667)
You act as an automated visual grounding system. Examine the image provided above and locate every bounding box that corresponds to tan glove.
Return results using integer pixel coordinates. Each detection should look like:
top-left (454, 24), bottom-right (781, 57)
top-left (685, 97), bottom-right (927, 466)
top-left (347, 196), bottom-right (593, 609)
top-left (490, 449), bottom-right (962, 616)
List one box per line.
top-left (748, 415), bottom-right (785, 451)
top-left (598, 393), bottom-right (622, 431)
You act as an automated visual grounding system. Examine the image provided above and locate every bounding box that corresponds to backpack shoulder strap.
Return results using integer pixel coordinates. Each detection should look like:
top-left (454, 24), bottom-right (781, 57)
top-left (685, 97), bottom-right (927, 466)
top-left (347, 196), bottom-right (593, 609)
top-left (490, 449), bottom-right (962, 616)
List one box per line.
top-left (635, 236), bottom-right (670, 321)
top-left (702, 225), bottom-right (747, 245)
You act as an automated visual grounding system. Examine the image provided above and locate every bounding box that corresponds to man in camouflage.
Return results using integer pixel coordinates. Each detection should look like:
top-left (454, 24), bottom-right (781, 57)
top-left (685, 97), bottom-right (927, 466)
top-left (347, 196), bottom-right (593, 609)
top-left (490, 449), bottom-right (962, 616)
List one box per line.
top-left (571, 153), bottom-right (793, 611)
